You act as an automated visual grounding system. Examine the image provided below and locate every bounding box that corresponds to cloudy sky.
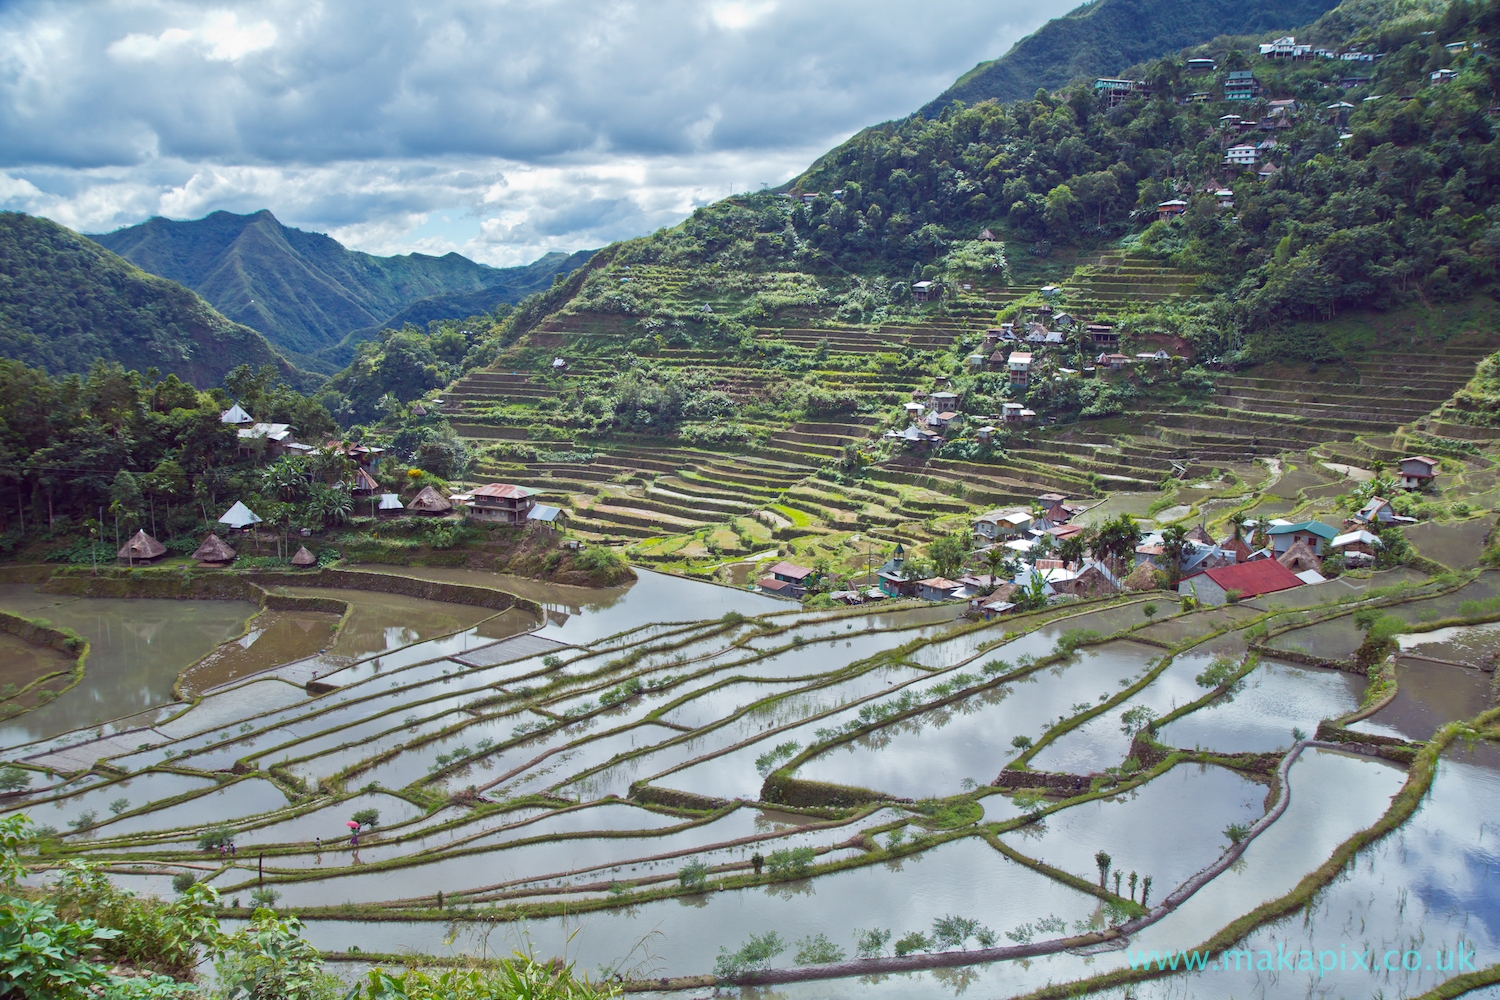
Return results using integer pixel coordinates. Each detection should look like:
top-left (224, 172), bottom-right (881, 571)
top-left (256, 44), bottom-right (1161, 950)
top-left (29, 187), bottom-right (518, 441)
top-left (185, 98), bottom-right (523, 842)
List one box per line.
top-left (0, 0), bottom-right (1074, 266)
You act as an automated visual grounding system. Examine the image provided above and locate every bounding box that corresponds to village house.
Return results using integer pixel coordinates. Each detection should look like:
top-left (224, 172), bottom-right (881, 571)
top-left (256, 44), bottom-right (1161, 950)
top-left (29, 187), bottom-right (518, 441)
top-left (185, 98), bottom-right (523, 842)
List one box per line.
top-left (118, 529), bottom-right (166, 565)
top-left (237, 422), bottom-right (299, 459)
top-left (974, 509), bottom-right (1033, 543)
top-left (1097, 353), bottom-right (1129, 370)
top-left (1086, 324), bottom-right (1118, 347)
top-left (1259, 36), bottom-right (1312, 58)
top-left (1094, 78), bottom-right (1150, 107)
top-left (1225, 144), bottom-right (1260, 167)
top-left (916, 577), bottom-right (963, 602)
top-left (929, 390), bottom-right (959, 410)
top-left (1135, 349), bottom-right (1170, 362)
top-left (1266, 520), bottom-right (1337, 555)
top-left (912, 280), bottom-right (937, 302)
top-left (1277, 539), bottom-right (1323, 574)
top-left (988, 349), bottom-right (1009, 372)
top-left (1157, 199), bottom-right (1188, 221)
top-left (1398, 456), bottom-right (1439, 490)
top-left (877, 550), bottom-right (917, 598)
top-left (1331, 530), bottom-right (1383, 566)
top-left (406, 486), bottom-right (454, 517)
top-left (1178, 559), bottom-right (1303, 605)
top-left (1187, 57), bottom-right (1217, 73)
top-left (926, 410), bottom-right (961, 430)
top-left (1008, 352), bottom-right (1033, 387)
top-left (1224, 70), bottom-right (1261, 100)
top-left (1215, 188), bottom-right (1236, 209)
top-left (467, 483), bottom-right (538, 524)
top-left (1352, 497), bottom-right (1397, 525)
top-left (1431, 68), bottom-right (1457, 84)
top-left (220, 403), bottom-right (254, 425)
top-left (759, 561), bottom-right (813, 598)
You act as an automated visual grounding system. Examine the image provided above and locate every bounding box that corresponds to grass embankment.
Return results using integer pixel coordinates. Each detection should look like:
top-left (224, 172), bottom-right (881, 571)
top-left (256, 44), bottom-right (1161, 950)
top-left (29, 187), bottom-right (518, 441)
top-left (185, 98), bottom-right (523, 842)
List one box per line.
top-left (0, 610), bottom-right (89, 724)
top-left (1010, 712), bottom-right (1490, 1000)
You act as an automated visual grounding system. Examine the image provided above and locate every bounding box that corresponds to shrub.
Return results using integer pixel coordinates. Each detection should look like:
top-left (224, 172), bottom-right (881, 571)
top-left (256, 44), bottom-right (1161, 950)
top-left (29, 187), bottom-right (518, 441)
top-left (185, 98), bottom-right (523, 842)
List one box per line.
top-left (715, 931), bottom-right (786, 978)
top-left (765, 846), bottom-right (817, 877)
top-left (678, 858), bottom-right (709, 890)
top-left (893, 932), bottom-right (931, 956)
top-left (853, 928), bottom-right (891, 959)
top-left (793, 933), bottom-right (845, 965)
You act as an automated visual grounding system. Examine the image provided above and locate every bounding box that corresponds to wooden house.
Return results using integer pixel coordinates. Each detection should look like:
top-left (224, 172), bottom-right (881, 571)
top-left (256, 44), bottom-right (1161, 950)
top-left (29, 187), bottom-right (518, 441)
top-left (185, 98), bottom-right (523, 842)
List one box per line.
top-left (468, 483), bottom-right (538, 524)
top-left (1398, 456), bottom-right (1438, 489)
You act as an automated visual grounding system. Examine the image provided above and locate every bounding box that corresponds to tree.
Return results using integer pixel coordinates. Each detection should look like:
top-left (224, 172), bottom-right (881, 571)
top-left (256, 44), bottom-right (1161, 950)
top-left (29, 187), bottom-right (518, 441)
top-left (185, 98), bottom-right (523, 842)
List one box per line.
top-left (928, 530), bottom-right (971, 579)
top-left (1161, 524), bottom-right (1188, 584)
top-left (1093, 514), bottom-right (1141, 570)
top-left (1095, 850), bottom-right (1112, 887)
top-left (1043, 184), bottom-right (1078, 235)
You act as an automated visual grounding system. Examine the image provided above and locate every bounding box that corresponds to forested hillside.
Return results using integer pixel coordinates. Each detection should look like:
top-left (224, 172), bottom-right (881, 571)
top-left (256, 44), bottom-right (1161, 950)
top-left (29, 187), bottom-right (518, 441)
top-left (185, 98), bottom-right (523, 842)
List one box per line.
top-left (0, 213), bottom-right (299, 388)
top-left (91, 210), bottom-right (593, 367)
top-left (922, 0), bottom-right (1343, 112)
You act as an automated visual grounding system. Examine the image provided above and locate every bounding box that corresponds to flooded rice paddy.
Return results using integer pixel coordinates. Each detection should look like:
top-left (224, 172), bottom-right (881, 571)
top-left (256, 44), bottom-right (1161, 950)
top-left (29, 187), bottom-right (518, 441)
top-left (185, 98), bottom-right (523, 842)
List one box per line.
top-left (2, 560), bottom-right (1496, 996)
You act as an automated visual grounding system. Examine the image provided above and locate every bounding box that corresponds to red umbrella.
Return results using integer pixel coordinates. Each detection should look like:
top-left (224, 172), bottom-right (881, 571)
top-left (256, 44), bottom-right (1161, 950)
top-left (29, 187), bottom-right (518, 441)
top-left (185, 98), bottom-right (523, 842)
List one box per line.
top-left (346, 821), bottom-right (360, 829)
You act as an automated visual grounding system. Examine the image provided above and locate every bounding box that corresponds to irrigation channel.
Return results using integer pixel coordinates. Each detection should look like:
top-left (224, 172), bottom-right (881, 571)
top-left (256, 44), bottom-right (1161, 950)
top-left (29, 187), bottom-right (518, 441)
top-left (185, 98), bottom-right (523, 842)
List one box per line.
top-left (1, 564), bottom-right (1497, 999)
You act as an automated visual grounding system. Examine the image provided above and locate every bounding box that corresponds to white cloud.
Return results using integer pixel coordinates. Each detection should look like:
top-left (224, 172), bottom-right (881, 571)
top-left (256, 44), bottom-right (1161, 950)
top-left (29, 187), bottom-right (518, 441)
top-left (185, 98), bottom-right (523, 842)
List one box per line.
top-left (107, 11), bottom-right (277, 63)
top-left (0, 0), bottom-right (1073, 262)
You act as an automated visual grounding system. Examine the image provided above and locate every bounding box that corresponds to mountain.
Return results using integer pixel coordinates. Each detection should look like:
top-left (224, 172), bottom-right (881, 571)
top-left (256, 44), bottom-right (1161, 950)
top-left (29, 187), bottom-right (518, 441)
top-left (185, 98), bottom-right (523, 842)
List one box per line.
top-left (90, 210), bottom-right (592, 366)
top-left (921, 0), bottom-right (1343, 114)
top-left (0, 212), bottom-right (302, 388)
top-left (321, 249), bottom-right (597, 367)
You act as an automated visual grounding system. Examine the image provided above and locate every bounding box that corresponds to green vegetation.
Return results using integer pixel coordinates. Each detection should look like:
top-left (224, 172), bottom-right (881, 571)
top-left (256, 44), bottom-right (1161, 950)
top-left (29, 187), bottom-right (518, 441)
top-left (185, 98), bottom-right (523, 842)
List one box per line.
top-left (91, 210), bottom-right (592, 366)
top-left (0, 213), bottom-right (294, 388)
top-left (926, 0), bottom-right (1347, 111)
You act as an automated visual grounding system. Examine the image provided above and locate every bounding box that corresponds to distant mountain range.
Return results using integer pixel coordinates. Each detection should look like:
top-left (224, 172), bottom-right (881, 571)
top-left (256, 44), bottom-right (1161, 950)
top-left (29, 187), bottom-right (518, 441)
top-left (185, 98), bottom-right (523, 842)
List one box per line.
top-left (921, 0), bottom-right (1342, 114)
top-left (90, 210), bottom-right (593, 371)
top-left (0, 212), bottom-right (300, 388)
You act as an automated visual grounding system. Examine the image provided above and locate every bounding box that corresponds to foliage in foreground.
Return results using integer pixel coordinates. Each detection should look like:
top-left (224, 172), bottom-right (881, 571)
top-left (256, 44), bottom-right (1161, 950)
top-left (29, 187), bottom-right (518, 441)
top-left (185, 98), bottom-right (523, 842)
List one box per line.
top-left (0, 813), bottom-right (616, 1000)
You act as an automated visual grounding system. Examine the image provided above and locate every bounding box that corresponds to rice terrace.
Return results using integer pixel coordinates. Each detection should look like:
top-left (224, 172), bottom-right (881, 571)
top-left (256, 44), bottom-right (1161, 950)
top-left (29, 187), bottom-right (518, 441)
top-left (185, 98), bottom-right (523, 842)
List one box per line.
top-left (4, 0), bottom-right (1500, 997)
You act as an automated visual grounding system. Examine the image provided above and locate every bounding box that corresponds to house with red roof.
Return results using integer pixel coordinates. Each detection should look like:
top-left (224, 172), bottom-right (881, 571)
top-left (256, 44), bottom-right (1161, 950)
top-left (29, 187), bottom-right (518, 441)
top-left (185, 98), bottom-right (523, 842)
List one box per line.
top-left (1177, 559), bottom-right (1303, 605)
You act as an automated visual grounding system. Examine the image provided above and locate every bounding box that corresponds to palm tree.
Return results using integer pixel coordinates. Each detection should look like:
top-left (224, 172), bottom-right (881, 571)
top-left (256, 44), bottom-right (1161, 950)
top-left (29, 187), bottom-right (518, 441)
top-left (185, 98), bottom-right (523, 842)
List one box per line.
top-left (1227, 511), bottom-right (1248, 543)
top-left (984, 546), bottom-right (1008, 589)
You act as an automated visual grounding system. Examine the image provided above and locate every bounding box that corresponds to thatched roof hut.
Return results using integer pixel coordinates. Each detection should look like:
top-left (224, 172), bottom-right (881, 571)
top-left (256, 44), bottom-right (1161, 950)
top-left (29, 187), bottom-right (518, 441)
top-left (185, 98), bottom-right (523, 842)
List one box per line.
top-left (291, 546), bottom-right (317, 567)
top-left (191, 533), bottom-right (236, 565)
top-left (406, 485), bottom-right (453, 515)
top-left (118, 529), bottom-right (167, 563)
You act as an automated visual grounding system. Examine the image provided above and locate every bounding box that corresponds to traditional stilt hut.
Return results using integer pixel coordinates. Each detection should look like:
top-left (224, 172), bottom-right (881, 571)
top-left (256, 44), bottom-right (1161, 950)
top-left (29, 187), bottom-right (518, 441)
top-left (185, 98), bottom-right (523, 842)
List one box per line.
top-left (191, 533), bottom-right (236, 566)
top-left (117, 529), bottom-right (167, 564)
top-left (406, 485), bottom-right (454, 516)
top-left (291, 546), bottom-right (317, 568)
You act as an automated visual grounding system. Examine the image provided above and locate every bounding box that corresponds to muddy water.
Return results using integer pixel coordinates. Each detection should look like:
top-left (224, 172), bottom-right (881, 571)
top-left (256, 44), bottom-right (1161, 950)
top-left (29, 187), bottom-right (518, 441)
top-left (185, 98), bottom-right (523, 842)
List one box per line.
top-left (794, 642), bottom-right (1159, 799)
top-left (1348, 658), bottom-right (1493, 741)
top-left (178, 610), bottom-right (340, 695)
top-left (1027, 650), bottom-right (1223, 774)
top-left (1158, 659), bottom-right (1364, 753)
top-left (3, 770), bottom-right (216, 830)
top-left (0, 587), bottom-right (257, 746)
top-left (1003, 763), bottom-right (1268, 897)
top-left (1405, 515), bottom-right (1498, 570)
top-left (369, 566), bottom-right (784, 644)
top-left (1398, 620), bottom-right (1500, 668)
top-left (1075, 494), bottom-right (1158, 527)
top-left (291, 836), bottom-right (1101, 978)
top-left (0, 633), bottom-right (73, 693)
top-left (269, 588), bottom-right (513, 660)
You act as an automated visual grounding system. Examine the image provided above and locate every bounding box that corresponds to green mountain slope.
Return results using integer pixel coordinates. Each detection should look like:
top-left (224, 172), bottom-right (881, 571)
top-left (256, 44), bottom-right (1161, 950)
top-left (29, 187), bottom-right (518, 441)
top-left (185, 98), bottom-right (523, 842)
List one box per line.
top-left (90, 210), bottom-right (591, 363)
top-left (321, 249), bottom-right (597, 367)
top-left (0, 212), bottom-right (301, 388)
top-left (922, 0), bottom-right (1342, 114)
